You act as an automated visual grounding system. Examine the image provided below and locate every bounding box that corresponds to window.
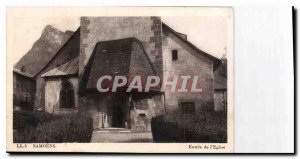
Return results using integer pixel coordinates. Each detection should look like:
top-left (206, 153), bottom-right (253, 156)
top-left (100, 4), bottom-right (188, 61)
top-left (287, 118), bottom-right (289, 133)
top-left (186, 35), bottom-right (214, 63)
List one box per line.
top-left (172, 50), bottom-right (178, 61)
top-left (60, 80), bottom-right (75, 108)
top-left (181, 102), bottom-right (195, 115)
top-left (139, 113), bottom-right (146, 118)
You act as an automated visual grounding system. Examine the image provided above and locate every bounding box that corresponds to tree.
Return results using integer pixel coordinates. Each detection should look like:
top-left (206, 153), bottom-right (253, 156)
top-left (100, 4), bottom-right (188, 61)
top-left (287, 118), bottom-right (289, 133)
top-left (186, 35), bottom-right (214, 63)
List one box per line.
top-left (219, 54), bottom-right (227, 77)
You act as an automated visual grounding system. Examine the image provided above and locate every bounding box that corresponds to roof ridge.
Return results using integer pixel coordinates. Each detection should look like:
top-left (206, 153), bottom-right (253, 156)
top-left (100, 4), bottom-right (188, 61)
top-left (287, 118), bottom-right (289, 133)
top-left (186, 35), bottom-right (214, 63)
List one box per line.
top-left (162, 22), bottom-right (221, 64)
top-left (34, 27), bottom-right (81, 78)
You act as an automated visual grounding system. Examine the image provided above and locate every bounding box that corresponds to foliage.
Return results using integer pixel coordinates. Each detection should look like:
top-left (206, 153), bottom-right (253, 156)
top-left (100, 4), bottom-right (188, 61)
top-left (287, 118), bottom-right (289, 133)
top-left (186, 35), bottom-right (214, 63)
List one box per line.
top-left (151, 110), bottom-right (227, 143)
top-left (219, 55), bottom-right (227, 77)
top-left (13, 111), bottom-right (93, 143)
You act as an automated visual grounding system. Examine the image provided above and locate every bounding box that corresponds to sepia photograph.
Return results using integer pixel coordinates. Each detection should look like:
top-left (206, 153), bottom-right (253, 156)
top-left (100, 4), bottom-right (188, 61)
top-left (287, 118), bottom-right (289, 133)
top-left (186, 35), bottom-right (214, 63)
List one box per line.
top-left (7, 7), bottom-right (233, 152)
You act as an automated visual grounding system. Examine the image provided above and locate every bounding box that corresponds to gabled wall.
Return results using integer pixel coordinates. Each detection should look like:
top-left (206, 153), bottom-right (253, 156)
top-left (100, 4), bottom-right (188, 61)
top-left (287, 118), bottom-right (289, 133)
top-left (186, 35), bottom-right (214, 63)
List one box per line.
top-left (34, 29), bottom-right (80, 110)
top-left (162, 29), bottom-right (215, 114)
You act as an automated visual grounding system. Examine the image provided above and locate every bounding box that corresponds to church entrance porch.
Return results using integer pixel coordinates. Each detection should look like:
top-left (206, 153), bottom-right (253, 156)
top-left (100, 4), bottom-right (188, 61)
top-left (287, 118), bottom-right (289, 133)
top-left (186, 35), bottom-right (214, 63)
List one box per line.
top-left (89, 92), bottom-right (163, 133)
top-left (94, 93), bottom-right (132, 130)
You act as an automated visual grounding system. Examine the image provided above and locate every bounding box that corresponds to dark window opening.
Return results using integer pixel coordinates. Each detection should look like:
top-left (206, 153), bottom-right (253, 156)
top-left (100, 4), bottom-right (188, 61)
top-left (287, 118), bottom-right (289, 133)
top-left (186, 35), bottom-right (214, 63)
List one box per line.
top-left (60, 80), bottom-right (75, 108)
top-left (172, 50), bottom-right (178, 61)
top-left (139, 113), bottom-right (146, 118)
top-left (181, 102), bottom-right (195, 115)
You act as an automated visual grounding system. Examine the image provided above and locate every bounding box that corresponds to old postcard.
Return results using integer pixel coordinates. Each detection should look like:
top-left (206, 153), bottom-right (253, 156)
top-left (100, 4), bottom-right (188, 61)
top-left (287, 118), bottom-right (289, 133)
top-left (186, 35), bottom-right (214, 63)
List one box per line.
top-left (6, 7), bottom-right (233, 153)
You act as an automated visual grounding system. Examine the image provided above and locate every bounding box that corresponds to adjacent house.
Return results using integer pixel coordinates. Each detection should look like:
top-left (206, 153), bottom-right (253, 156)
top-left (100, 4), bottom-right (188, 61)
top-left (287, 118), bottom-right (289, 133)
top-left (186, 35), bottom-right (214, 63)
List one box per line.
top-left (213, 67), bottom-right (227, 112)
top-left (13, 69), bottom-right (35, 111)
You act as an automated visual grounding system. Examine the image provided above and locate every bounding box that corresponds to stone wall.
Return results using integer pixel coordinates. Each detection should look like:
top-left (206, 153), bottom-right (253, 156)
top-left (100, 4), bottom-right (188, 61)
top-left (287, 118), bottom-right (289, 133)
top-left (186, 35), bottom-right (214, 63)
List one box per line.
top-left (162, 30), bottom-right (215, 114)
top-left (79, 17), bottom-right (163, 78)
top-left (131, 94), bottom-right (164, 132)
top-left (44, 77), bottom-right (79, 114)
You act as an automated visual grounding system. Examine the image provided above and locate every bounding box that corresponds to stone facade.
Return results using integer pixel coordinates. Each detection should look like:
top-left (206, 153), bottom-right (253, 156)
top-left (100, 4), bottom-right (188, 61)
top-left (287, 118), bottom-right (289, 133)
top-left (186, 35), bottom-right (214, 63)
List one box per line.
top-left (162, 28), bottom-right (215, 114)
top-left (44, 77), bottom-right (79, 114)
top-left (131, 95), bottom-right (164, 132)
top-left (79, 17), bottom-right (163, 78)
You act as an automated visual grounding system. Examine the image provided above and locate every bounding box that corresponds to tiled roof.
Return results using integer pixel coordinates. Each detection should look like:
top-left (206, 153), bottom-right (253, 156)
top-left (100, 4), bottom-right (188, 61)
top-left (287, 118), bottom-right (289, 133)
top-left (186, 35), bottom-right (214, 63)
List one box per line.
top-left (41, 57), bottom-right (78, 77)
top-left (79, 37), bottom-right (157, 93)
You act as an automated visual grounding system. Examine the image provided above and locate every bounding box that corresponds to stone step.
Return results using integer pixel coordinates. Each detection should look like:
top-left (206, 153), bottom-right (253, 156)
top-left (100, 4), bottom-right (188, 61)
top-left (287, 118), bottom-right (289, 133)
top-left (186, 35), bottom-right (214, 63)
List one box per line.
top-left (94, 127), bottom-right (130, 132)
top-left (91, 131), bottom-right (153, 143)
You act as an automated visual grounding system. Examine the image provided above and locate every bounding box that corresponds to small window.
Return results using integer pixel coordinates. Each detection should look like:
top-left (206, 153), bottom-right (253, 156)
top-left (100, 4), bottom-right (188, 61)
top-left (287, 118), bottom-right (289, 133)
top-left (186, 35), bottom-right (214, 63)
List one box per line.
top-left (172, 50), bottom-right (178, 61)
top-left (139, 113), bottom-right (146, 118)
top-left (181, 102), bottom-right (195, 115)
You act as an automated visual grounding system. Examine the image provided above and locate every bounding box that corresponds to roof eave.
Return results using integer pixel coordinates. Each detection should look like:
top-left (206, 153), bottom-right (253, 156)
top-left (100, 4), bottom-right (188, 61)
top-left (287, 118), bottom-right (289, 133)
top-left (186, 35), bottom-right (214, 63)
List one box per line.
top-left (42, 73), bottom-right (78, 79)
top-left (13, 69), bottom-right (34, 79)
top-left (162, 23), bottom-right (222, 65)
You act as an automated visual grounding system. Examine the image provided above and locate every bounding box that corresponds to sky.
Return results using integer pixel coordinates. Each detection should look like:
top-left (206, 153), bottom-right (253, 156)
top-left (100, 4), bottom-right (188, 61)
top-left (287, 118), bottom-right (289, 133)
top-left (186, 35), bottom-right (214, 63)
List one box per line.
top-left (11, 16), bottom-right (229, 64)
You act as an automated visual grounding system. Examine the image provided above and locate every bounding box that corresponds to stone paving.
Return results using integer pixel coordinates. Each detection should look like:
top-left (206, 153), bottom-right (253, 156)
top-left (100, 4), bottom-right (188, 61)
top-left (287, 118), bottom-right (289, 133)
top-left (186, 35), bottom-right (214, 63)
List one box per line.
top-left (91, 129), bottom-right (153, 143)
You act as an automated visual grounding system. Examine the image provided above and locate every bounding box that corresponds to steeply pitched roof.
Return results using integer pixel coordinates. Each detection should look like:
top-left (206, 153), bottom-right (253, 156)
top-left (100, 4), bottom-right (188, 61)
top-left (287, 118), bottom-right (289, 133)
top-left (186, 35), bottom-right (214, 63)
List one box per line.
top-left (41, 57), bottom-right (78, 78)
top-left (34, 27), bottom-right (80, 78)
top-left (79, 37), bottom-right (157, 93)
top-left (162, 23), bottom-right (221, 68)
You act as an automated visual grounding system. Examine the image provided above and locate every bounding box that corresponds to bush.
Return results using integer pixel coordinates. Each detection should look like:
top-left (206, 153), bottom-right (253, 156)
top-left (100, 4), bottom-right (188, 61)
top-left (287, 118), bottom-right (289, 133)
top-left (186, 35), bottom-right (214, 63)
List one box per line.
top-left (151, 110), bottom-right (227, 143)
top-left (13, 111), bottom-right (61, 130)
top-left (34, 113), bottom-right (93, 143)
top-left (13, 111), bottom-right (93, 143)
top-left (151, 116), bottom-right (179, 142)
